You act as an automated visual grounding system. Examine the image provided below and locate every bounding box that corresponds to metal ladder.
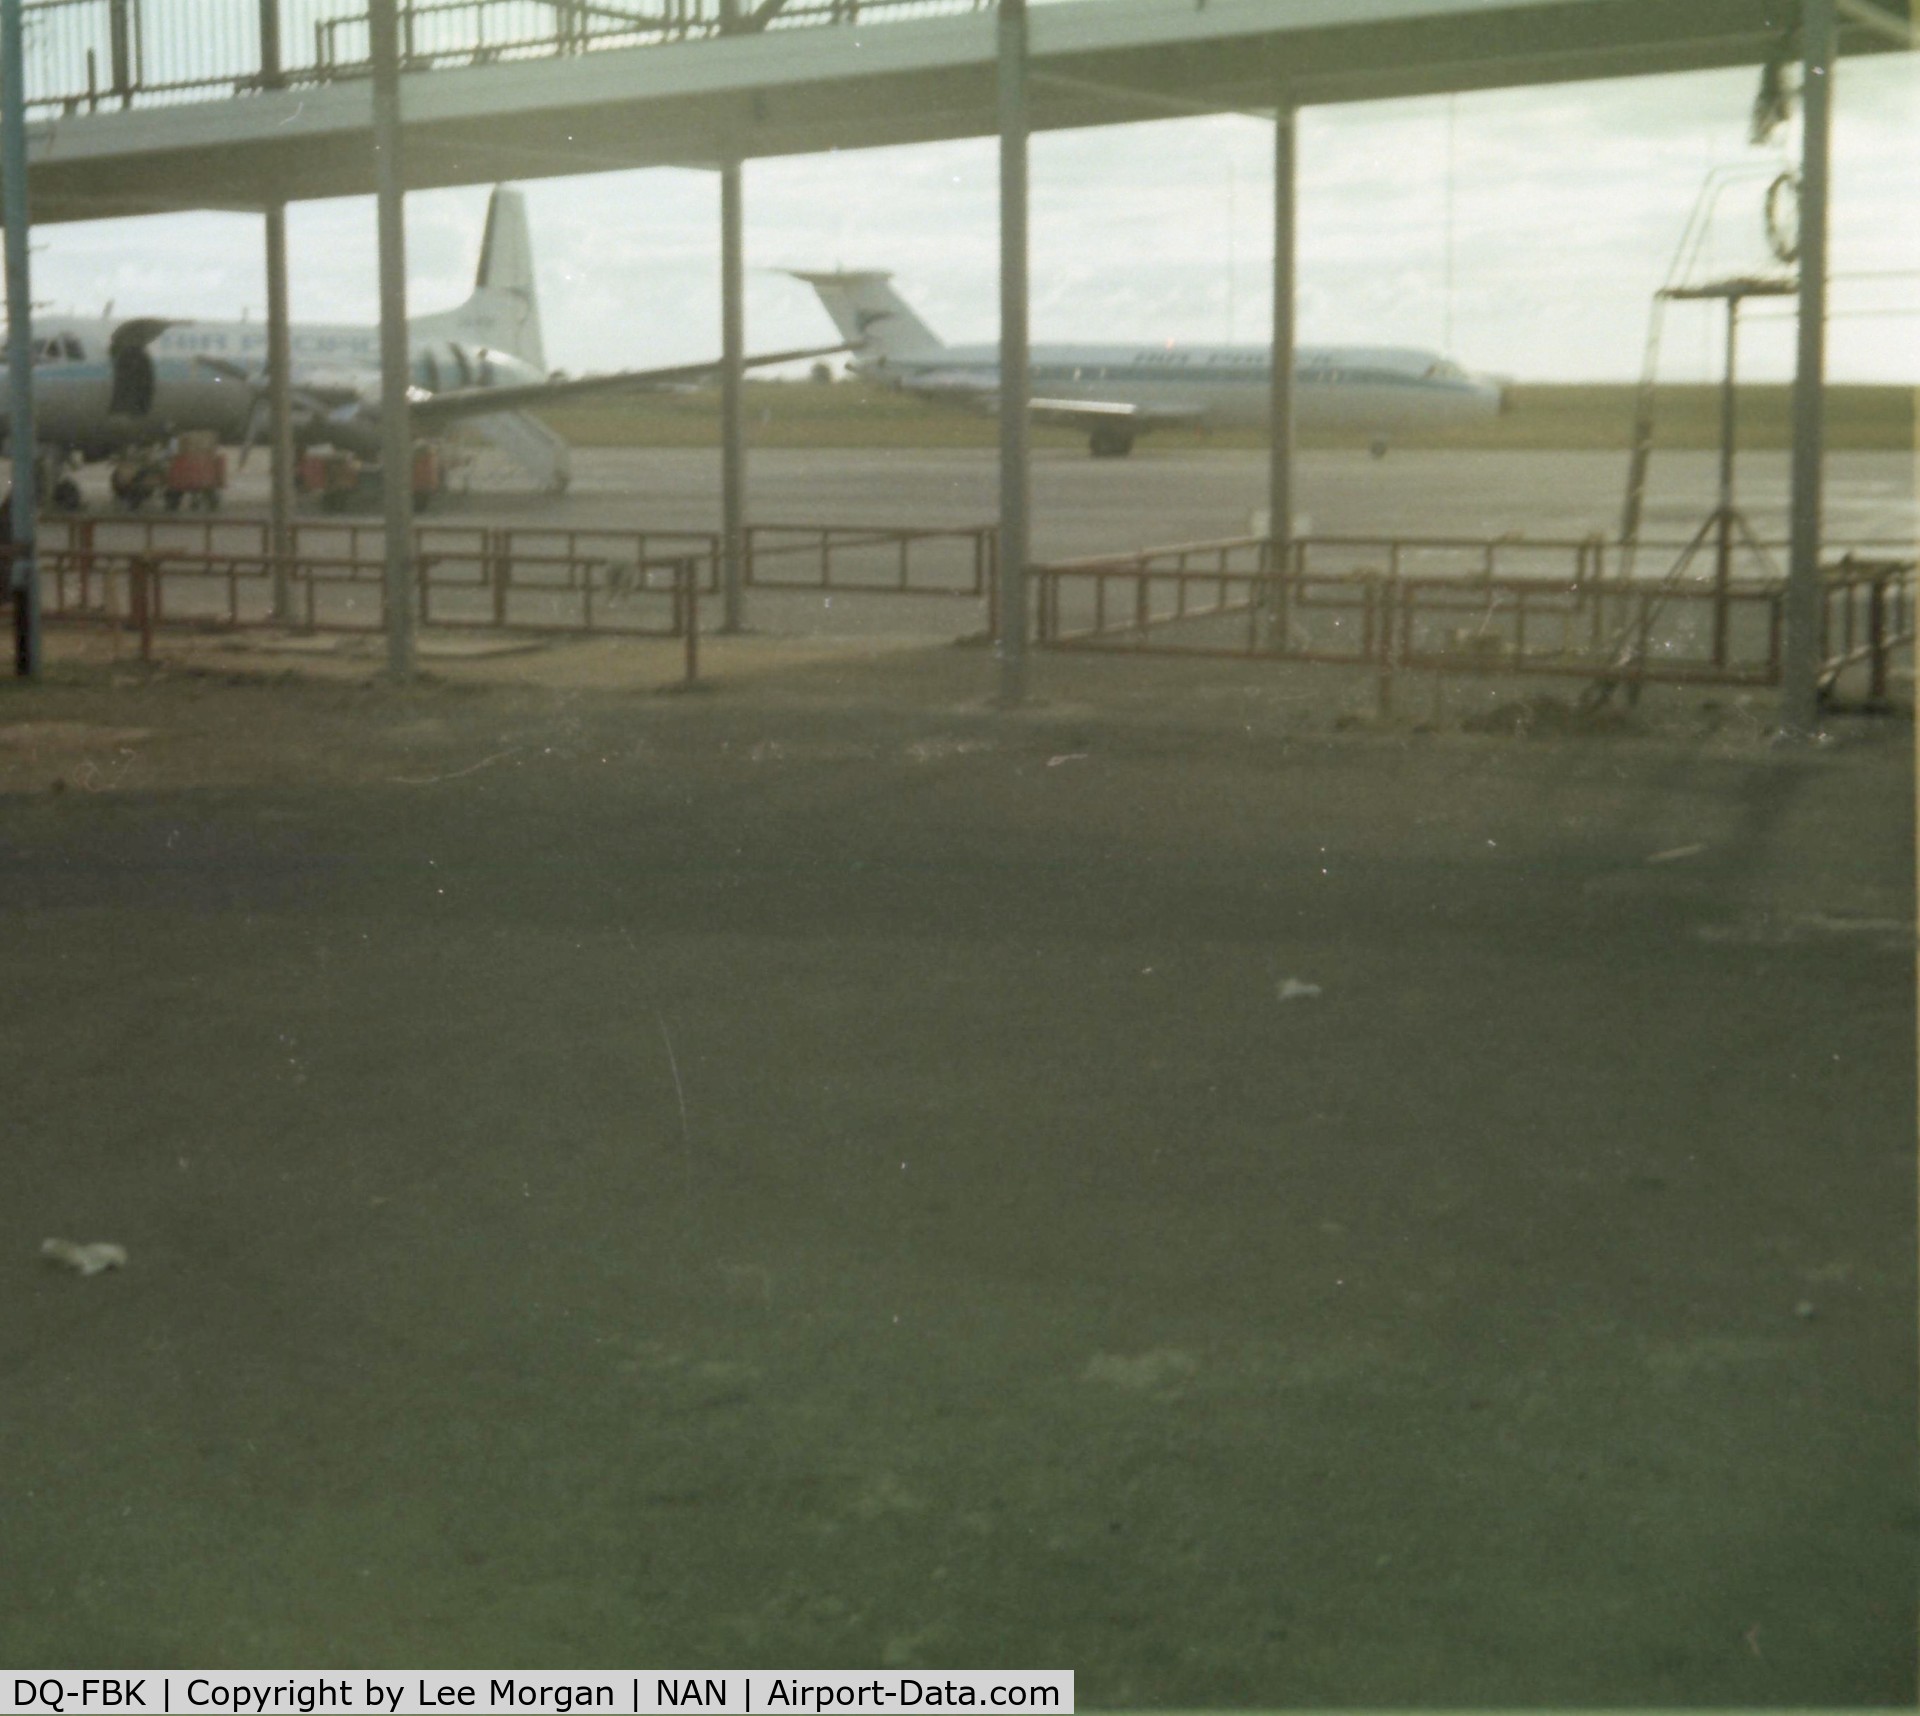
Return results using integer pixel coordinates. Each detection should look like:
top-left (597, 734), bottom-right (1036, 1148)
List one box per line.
top-left (1589, 164), bottom-right (1787, 706)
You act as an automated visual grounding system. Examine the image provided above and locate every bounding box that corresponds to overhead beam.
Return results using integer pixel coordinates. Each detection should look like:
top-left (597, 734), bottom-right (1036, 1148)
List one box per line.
top-left (1834, 0), bottom-right (1918, 46)
top-left (1028, 68), bottom-right (1272, 122)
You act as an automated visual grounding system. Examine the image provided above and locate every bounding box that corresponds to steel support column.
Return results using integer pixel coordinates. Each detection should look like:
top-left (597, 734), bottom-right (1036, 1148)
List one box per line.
top-left (719, 153), bottom-right (746, 632)
top-left (370, 0), bottom-right (415, 676)
top-left (1267, 99), bottom-right (1297, 614)
top-left (1, 0), bottom-right (37, 677)
top-left (995, 0), bottom-right (1030, 706)
top-left (261, 0), bottom-right (294, 624)
top-left (1781, 0), bottom-right (1834, 735)
top-left (718, 0), bottom-right (746, 633)
top-left (265, 201), bottom-right (296, 621)
top-left (258, 0), bottom-right (280, 80)
top-left (1712, 292), bottom-right (1739, 666)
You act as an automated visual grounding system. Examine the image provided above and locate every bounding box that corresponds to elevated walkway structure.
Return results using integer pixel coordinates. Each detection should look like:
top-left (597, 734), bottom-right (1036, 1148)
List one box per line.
top-left (1, 0), bottom-right (1912, 720)
top-left (7, 0), bottom-right (1912, 220)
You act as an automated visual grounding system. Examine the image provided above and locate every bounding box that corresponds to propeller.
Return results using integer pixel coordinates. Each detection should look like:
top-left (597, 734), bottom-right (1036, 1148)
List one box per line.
top-left (193, 354), bottom-right (267, 469)
top-left (194, 353), bottom-right (339, 466)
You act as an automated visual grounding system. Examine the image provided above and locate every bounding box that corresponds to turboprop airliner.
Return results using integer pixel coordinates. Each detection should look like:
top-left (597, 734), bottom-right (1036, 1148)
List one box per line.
top-left (1, 187), bottom-right (841, 505)
top-left (791, 270), bottom-right (1504, 458)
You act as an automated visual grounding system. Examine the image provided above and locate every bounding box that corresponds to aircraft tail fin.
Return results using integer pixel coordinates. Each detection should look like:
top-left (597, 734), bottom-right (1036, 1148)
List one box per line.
top-left (413, 185), bottom-right (547, 371)
top-left (787, 270), bottom-right (946, 363)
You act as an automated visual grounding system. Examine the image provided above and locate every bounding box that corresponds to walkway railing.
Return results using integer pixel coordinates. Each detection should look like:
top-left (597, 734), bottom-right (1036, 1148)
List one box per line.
top-left (24, 531), bottom-right (706, 685)
top-left (744, 522), bottom-right (994, 596)
top-left (24, 514), bottom-right (998, 677)
top-left (34, 515), bottom-right (997, 600)
top-left (23, 517), bottom-right (1910, 708)
top-left (21, 0), bottom-right (1003, 116)
top-left (1819, 554), bottom-right (1915, 703)
top-left (1032, 534), bottom-right (1916, 707)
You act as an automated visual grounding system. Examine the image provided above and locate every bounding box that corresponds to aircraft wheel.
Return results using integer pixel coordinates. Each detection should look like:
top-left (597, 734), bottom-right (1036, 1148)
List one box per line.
top-left (52, 478), bottom-right (82, 513)
top-left (1089, 427), bottom-right (1135, 459)
top-left (1369, 438), bottom-right (1390, 460)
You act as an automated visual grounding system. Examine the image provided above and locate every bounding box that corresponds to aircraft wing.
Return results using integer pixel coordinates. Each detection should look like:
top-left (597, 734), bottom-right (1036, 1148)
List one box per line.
top-left (197, 342), bottom-right (849, 431)
top-left (409, 343), bottom-right (850, 426)
top-left (1028, 396), bottom-right (1205, 434)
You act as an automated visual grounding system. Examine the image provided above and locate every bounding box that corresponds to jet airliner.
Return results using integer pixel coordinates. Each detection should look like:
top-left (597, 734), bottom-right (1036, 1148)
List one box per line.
top-left (793, 270), bottom-right (1504, 458)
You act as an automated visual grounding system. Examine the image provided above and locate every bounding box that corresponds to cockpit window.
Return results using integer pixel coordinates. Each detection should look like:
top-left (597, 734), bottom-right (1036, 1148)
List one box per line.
top-left (62, 334), bottom-right (84, 362)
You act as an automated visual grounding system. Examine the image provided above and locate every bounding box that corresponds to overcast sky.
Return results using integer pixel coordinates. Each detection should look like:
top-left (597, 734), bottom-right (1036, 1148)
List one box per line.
top-left (26, 50), bottom-right (1920, 385)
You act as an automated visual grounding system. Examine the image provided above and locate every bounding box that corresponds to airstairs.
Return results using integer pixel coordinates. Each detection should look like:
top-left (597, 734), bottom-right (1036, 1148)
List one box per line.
top-left (462, 410), bottom-right (572, 495)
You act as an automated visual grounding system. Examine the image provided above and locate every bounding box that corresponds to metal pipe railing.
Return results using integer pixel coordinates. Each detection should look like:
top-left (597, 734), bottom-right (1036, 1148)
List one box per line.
top-left (741, 522), bottom-right (995, 595)
top-left (18, 0), bottom-right (1005, 115)
top-left (1026, 534), bottom-right (1916, 708)
top-left (26, 536), bottom-right (709, 683)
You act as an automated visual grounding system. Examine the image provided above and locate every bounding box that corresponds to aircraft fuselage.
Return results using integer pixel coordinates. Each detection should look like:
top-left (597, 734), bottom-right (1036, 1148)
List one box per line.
top-left (856, 340), bottom-right (1504, 431)
top-left (0, 315), bottom-right (544, 461)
